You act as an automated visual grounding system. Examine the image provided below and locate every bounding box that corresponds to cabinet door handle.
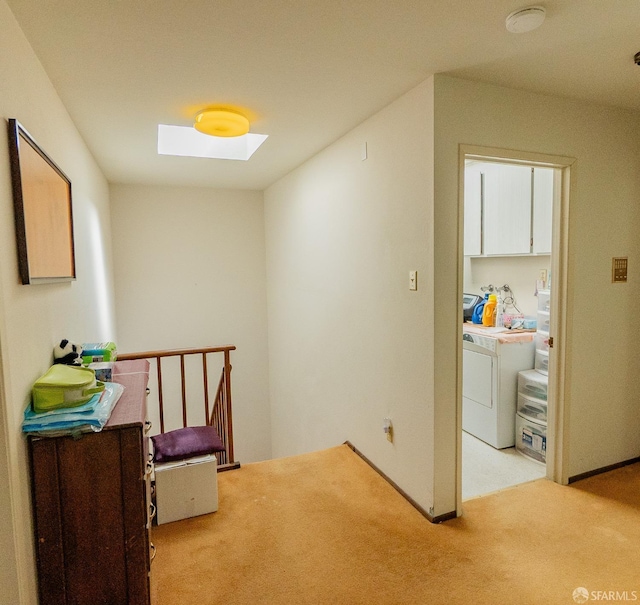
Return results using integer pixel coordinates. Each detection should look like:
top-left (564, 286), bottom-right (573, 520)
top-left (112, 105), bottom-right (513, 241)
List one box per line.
top-left (144, 420), bottom-right (152, 434)
top-left (150, 542), bottom-right (157, 563)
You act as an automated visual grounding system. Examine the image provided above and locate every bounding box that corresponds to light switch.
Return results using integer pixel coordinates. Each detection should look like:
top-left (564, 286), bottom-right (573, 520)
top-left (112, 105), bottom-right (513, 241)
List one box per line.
top-left (409, 271), bottom-right (417, 291)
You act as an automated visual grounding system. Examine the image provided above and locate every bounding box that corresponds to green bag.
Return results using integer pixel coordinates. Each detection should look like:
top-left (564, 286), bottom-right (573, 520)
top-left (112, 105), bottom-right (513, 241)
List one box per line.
top-left (32, 365), bottom-right (105, 413)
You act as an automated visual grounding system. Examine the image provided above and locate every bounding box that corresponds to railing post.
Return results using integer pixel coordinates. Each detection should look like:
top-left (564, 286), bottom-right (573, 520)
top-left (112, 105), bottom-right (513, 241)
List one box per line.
top-left (180, 354), bottom-right (187, 428)
top-left (202, 353), bottom-right (210, 423)
top-left (157, 358), bottom-right (165, 434)
top-left (224, 349), bottom-right (234, 464)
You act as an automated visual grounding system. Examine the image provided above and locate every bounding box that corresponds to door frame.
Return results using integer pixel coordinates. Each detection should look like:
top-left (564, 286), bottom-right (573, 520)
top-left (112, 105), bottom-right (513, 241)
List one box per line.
top-left (456, 144), bottom-right (577, 515)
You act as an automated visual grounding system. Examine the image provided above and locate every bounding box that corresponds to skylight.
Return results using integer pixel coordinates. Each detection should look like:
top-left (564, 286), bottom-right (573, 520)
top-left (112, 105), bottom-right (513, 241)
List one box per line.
top-left (157, 124), bottom-right (268, 161)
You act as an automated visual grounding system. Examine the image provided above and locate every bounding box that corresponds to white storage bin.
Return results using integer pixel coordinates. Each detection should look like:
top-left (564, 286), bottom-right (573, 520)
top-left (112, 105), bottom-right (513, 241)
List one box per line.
top-left (517, 392), bottom-right (548, 423)
top-left (535, 330), bottom-right (550, 353)
top-left (518, 369), bottom-right (548, 401)
top-left (537, 310), bottom-right (550, 332)
top-left (154, 454), bottom-right (218, 525)
top-left (537, 289), bottom-right (550, 312)
top-left (516, 412), bottom-right (546, 464)
top-left (534, 349), bottom-right (549, 375)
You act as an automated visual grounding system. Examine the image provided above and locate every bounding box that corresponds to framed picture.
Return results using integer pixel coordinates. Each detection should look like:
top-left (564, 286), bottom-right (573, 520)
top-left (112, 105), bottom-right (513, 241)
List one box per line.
top-left (7, 118), bottom-right (76, 284)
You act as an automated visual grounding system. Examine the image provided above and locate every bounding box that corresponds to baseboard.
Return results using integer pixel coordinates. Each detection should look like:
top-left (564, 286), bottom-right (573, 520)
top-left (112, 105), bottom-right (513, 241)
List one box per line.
top-left (218, 461), bottom-right (241, 473)
top-left (343, 441), bottom-right (456, 524)
top-left (568, 456), bottom-right (640, 484)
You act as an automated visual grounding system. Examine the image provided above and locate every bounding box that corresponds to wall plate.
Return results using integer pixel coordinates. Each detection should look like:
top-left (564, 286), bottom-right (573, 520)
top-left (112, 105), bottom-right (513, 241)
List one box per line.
top-left (612, 257), bottom-right (628, 283)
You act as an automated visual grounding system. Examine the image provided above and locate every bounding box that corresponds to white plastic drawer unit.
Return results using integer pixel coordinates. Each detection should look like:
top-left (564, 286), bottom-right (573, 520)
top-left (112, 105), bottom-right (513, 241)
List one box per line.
top-left (518, 369), bottom-right (548, 401)
top-left (535, 331), bottom-right (550, 353)
top-left (537, 310), bottom-right (550, 333)
top-left (516, 412), bottom-right (546, 464)
top-left (537, 289), bottom-right (550, 312)
top-left (534, 349), bottom-right (549, 375)
top-left (517, 392), bottom-right (548, 423)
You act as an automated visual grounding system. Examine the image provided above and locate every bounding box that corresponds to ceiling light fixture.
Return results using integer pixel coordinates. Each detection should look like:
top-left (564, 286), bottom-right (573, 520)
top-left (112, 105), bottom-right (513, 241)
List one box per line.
top-left (194, 108), bottom-right (250, 137)
top-left (505, 6), bottom-right (546, 33)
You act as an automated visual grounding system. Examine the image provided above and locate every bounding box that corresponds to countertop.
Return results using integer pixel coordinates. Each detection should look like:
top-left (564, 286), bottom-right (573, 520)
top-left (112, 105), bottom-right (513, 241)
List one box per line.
top-left (463, 322), bottom-right (535, 344)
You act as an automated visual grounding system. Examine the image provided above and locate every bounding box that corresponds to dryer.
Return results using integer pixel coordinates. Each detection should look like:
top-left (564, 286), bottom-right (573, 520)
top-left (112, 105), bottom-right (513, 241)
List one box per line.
top-left (462, 329), bottom-right (534, 449)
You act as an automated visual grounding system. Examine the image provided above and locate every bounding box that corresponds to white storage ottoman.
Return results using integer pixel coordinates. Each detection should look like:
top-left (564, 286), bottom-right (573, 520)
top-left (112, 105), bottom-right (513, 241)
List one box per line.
top-left (154, 454), bottom-right (218, 525)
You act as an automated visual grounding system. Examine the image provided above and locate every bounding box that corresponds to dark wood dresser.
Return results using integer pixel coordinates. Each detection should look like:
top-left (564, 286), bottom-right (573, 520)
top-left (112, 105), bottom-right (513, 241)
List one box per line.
top-left (28, 360), bottom-right (152, 605)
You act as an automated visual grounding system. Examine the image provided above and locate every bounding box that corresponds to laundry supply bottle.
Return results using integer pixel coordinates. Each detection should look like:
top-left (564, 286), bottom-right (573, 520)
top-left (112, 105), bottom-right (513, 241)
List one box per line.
top-left (472, 293), bottom-right (489, 324)
top-left (482, 294), bottom-right (498, 327)
top-left (495, 296), bottom-right (504, 328)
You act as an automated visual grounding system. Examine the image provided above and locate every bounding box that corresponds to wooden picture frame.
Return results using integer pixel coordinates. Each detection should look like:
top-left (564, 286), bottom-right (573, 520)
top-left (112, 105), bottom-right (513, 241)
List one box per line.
top-left (7, 119), bottom-right (76, 284)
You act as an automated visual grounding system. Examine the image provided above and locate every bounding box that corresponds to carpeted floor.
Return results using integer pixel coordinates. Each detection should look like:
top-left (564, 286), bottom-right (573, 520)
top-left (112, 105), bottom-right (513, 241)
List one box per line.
top-left (150, 445), bottom-right (640, 605)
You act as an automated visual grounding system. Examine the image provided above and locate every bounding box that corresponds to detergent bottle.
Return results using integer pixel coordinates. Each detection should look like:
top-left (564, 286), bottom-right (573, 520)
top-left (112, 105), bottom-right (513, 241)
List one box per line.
top-left (482, 294), bottom-right (498, 327)
top-left (472, 293), bottom-right (488, 324)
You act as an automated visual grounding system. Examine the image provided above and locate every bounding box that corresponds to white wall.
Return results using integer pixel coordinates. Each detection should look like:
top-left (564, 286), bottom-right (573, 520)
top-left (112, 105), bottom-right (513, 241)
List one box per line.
top-left (0, 1), bottom-right (117, 601)
top-left (464, 255), bottom-right (551, 317)
top-left (110, 184), bottom-right (272, 463)
top-left (433, 75), bottom-right (640, 505)
top-left (264, 80), bottom-right (436, 512)
top-left (265, 73), bottom-right (640, 518)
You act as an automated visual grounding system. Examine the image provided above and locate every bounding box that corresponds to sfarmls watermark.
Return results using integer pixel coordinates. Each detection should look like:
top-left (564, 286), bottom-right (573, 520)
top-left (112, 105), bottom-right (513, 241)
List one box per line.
top-left (573, 588), bottom-right (638, 603)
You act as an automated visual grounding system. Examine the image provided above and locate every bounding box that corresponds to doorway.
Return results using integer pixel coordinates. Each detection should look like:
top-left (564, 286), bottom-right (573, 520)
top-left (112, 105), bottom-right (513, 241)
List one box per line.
top-left (457, 145), bottom-right (574, 511)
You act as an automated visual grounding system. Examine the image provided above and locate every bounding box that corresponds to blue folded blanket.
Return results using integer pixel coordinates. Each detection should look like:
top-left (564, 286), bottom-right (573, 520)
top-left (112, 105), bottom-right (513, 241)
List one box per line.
top-left (22, 382), bottom-right (124, 435)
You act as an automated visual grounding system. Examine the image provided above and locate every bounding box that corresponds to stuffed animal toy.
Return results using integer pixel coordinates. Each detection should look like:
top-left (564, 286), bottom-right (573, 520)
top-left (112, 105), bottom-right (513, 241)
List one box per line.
top-left (53, 340), bottom-right (83, 366)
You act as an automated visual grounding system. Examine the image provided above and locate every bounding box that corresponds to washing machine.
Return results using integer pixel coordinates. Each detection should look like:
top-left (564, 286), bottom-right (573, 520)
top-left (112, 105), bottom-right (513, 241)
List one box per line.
top-left (462, 328), bottom-right (535, 449)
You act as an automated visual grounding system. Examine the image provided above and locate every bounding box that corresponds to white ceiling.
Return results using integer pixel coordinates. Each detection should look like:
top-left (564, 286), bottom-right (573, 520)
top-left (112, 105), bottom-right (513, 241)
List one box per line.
top-left (6, 0), bottom-right (640, 190)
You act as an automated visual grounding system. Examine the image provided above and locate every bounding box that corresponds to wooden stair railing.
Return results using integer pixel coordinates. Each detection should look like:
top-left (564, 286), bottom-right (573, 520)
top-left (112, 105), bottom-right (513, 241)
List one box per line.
top-left (117, 346), bottom-right (239, 471)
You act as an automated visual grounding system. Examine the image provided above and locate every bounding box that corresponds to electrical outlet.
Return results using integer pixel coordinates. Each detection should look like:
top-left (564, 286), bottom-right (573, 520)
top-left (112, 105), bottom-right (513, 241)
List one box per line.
top-left (383, 417), bottom-right (393, 443)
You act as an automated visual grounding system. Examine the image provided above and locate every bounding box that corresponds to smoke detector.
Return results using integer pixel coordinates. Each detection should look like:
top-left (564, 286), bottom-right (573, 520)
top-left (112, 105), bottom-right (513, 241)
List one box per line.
top-left (505, 6), bottom-right (546, 33)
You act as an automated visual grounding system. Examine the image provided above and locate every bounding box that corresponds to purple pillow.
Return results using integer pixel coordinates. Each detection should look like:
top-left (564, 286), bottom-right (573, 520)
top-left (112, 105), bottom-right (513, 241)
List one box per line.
top-left (151, 426), bottom-right (225, 463)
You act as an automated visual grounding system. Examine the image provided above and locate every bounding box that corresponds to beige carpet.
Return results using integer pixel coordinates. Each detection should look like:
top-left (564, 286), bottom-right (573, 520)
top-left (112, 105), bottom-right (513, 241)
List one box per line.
top-left (150, 445), bottom-right (640, 605)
